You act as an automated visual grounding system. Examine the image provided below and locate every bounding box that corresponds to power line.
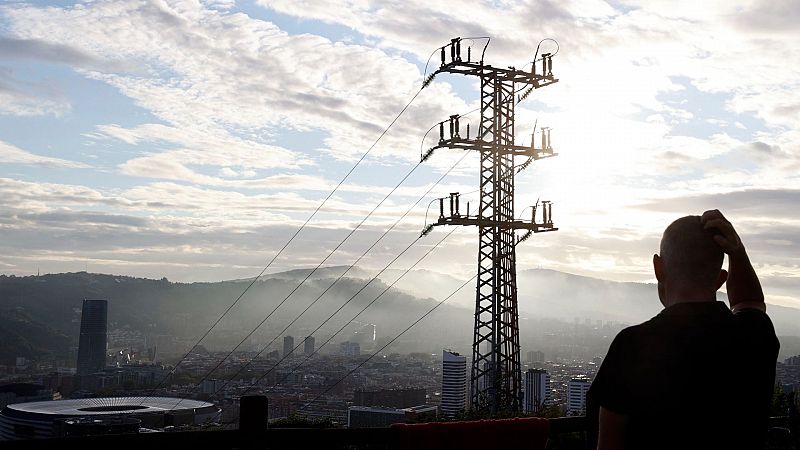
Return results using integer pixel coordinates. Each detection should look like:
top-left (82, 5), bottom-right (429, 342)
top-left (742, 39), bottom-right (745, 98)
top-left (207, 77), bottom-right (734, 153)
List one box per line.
top-left (210, 153), bottom-right (470, 397)
top-left (224, 231), bottom-right (432, 397)
top-left (169, 119), bottom-right (473, 410)
top-left (288, 205), bottom-right (538, 414)
top-left (248, 226), bottom-right (459, 397)
top-left (141, 86), bottom-right (426, 404)
top-left (168, 159), bottom-right (432, 411)
top-left (168, 171), bottom-right (423, 409)
top-left (298, 272), bottom-right (477, 412)
top-left (196, 102), bottom-right (481, 402)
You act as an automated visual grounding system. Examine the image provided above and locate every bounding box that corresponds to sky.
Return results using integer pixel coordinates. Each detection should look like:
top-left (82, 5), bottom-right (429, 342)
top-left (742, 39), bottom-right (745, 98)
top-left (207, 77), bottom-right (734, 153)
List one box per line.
top-left (0, 0), bottom-right (798, 307)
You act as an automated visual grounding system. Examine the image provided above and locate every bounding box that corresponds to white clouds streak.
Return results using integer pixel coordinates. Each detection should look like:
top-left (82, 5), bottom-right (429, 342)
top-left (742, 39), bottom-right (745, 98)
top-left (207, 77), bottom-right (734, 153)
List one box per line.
top-left (1, 1), bottom-right (451, 162)
top-left (0, 140), bottom-right (89, 168)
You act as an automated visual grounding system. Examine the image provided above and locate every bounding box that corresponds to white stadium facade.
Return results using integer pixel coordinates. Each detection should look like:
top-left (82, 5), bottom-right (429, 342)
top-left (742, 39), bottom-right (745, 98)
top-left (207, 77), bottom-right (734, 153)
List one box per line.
top-left (0, 397), bottom-right (220, 440)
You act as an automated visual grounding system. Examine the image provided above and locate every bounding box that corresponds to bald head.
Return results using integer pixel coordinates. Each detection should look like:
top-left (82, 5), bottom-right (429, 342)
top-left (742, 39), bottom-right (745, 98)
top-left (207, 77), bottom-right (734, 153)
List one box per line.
top-left (659, 215), bottom-right (724, 288)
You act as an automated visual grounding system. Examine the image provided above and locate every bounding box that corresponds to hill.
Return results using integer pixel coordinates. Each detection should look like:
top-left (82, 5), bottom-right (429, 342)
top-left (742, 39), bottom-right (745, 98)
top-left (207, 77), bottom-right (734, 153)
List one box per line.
top-left (1, 268), bottom-right (798, 363)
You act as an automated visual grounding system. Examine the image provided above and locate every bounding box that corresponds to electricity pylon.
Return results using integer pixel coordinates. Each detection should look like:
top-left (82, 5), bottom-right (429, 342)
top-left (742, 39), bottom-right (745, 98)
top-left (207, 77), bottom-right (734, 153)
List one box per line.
top-left (423, 37), bottom-right (559, 414)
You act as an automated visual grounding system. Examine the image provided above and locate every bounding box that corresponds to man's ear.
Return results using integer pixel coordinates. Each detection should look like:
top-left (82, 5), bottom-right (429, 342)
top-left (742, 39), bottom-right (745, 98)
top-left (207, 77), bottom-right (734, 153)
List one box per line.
top-left (653, 254), bottom-right (664, 282)
top-left (715, 269), bottom-right (728, 291)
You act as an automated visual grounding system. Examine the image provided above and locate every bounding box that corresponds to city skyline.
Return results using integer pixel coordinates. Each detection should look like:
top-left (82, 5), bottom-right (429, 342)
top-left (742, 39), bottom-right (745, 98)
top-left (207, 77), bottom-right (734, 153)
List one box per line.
top-left (0, 1), bottom-right (797, 444)
top-left (0, 271), bottom-right (797, 439)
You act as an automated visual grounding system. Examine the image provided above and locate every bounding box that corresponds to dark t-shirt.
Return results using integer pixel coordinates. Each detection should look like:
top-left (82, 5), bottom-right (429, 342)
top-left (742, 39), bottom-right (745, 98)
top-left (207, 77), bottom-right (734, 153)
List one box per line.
top-left (588, 301), bottom-right (779, 450)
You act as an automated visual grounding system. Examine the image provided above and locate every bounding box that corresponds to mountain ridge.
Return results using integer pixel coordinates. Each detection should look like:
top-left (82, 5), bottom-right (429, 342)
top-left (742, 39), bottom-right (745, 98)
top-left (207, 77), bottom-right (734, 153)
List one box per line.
top-left (1, 268), bottom-right (798, 363)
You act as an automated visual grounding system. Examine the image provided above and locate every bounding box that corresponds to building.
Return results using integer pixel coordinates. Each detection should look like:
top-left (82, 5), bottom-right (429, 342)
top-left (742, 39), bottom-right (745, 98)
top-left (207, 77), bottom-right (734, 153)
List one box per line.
top-left (283, 335), bottom-right (294, 358)
top-left (353, 388), bottom-right (426, 408)
top-left (524, 368), bottom-right (550, 414)
top-left (58, 416), bottom-right (140, 438)
top-left (347, 406), bottom-right (404, 428)
top-left (527, 350), bottom-right (545, 365)
top-left (41, 372), bottom-right (79, 397)
top-left (340, 341), bottom-right (360, 357)
top-left (441, 350), bottom-right (466, 417)
top-left (347, 405), bottom-right (437, 428)
top-left (567, 377), bottom-right (591, 415)
top-left (0, 384), bottom-right (58, 409)
top-left (0, 397), bottom-right (219, 440)
top-left (201, 379), bottom-right (223, 395)
top-left (304, 336), bottom-right (315, 356)
top-left (76, 299), bottom-right (108, 375)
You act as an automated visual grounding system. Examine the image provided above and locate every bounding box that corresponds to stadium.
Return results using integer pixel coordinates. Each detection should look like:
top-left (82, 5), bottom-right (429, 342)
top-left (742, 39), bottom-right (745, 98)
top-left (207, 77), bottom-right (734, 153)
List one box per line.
top-left (0, 397), bottom-right (220, 440)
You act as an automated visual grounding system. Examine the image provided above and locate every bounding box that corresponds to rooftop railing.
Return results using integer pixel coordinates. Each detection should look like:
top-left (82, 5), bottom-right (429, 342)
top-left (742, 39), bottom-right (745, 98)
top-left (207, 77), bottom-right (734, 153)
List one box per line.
top-left (3, 415), bottom-right (798, 450)
top-left (2, 393), bottom-right (797, 450)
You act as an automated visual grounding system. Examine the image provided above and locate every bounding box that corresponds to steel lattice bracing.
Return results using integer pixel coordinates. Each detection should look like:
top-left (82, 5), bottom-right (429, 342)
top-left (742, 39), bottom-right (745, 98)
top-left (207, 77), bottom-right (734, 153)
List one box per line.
top-left (425, 37), bottom-right (559, 413)
top-left (472, 74), bottom-right (522, 412)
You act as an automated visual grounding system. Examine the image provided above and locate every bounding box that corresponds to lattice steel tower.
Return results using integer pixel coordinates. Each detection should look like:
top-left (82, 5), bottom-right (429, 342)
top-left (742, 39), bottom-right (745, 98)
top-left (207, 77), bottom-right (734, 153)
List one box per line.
top-left (423, 37), bottom-right (559, 413)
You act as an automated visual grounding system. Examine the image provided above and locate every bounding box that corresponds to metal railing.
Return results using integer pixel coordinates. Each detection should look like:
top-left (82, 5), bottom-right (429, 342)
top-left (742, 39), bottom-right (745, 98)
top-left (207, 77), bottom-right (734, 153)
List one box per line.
top-left (1, 396), bottom-right (796, 450)
top-left (1, 417), bottom-right (588, 450)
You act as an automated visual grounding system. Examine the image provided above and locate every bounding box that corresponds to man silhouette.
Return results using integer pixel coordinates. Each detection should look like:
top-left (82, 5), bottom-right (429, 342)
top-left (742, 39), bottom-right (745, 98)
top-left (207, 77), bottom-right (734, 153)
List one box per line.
top-left (589, 210), bottom-right (779, 450)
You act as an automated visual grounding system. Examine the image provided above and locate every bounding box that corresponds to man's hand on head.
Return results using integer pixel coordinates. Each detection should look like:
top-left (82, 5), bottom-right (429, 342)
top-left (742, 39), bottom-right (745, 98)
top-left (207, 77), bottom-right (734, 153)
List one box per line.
top-left (701, 209), bottom-right (742, 255)
top-left (701, 209), bottom-right (765, 308)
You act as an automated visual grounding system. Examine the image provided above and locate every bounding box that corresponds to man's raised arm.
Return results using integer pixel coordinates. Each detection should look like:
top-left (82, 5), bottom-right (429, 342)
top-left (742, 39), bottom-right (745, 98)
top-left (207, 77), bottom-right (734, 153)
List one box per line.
top-left (701, 209), bottom-right (765, 312)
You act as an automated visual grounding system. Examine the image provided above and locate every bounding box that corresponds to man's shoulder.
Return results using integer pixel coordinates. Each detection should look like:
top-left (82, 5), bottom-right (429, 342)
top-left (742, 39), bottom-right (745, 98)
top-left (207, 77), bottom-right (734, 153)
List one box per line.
top-left (607, 312), bottom-right (680, 352)
top-left (608, 323), bottom-right (646, 350)
top-left (732, 307), bottom-right (780, 351)
top-left (618, 314), bottom-right (663, 337)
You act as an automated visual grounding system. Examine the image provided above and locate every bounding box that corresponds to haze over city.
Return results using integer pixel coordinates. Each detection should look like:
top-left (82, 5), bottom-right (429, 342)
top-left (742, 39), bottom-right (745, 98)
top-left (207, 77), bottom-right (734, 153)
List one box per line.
top-left (0, 1), bottom-right (799, 445)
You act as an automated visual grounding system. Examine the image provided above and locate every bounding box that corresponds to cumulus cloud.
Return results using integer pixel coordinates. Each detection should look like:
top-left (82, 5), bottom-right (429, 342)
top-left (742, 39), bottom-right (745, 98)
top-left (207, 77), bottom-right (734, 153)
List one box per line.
top-left (730, 0), bottom-right (800, 34)
top-left (1, 1), bottom-right (464, 165)
top-left (0, 0), bottom-right (797, 312)
top-left (634, 189), bottom-right (800, 220)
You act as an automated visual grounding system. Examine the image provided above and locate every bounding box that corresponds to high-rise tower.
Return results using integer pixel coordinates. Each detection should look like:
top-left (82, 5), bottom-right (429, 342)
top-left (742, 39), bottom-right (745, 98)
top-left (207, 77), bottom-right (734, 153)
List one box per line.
top-left (283, 335), bottom-right (294, 358)
top-left (524, 368), bottom-right (550, 414)
top-left (567, 376), bottom-right (591, 415)
top-left (303, 336), bottom-right (315, 356)
top-left (441, 350), bottom-right (467, 417)
top-left (76, 299), bottom-right (108, 375)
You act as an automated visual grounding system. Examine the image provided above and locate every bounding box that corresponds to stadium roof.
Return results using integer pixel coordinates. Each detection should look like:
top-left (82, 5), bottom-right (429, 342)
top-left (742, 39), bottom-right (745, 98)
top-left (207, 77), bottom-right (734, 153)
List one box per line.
top-left (2, 397), bottom-right (216, 420)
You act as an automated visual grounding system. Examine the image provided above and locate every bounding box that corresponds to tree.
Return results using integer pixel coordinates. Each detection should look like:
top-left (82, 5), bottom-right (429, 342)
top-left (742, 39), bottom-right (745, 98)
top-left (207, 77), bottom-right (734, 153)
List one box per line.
top-left (771, 385), bottom-right (790, 417)
top-left (270, 414), bottom-right (336, 428)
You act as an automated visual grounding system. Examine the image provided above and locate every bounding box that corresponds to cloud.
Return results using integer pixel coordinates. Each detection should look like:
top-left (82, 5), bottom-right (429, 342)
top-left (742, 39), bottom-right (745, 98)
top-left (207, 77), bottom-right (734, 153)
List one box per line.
top-left (261, 0), bottom-right (800, 130)
top-left (0, 140), bottom-right (89, 168)
top-left (730, 0), bottom-right (800, 34)
top-left (118, 153), bottom-right (330, 190)
top-left (3, 1), bottom-right (475, 165)
top-left (0, 37), bottom-right (100, 66)
top-left (0, 174), bottom-right (442, 281)
top-left (0, 0), bottom-right (797, 311)
top-left (0, 66), bottom-right (70, 117)
top-left (201, 0), bottom-right (236, 11)
top-left (17, 210), bottom-right (150, 227)
top-left (0, 174), bottom-right (442, 231)
top-left (634, 189), bottom-right (800, 220)
top-left (95, 123), bottom-right (308, 171)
